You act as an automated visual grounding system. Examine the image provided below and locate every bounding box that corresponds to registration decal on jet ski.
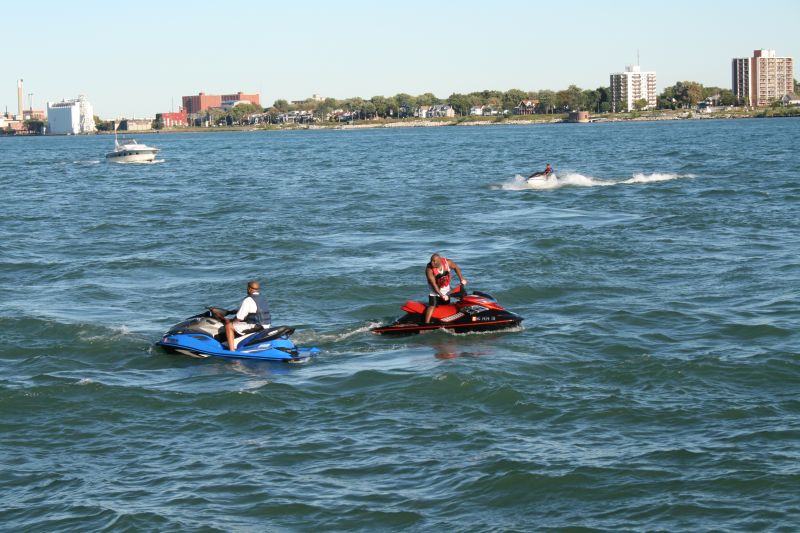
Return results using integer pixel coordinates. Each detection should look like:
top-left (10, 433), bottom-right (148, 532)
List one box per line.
top-left (439, 312), bottom-right (465, 323)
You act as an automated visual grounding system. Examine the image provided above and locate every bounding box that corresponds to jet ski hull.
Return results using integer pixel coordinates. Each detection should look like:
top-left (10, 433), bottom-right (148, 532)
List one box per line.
top-left (157, 311), bottom-right (319, 363)
top-left (371, 291), bottom-right (523, 335)
top-left (157, 333), bottom-right (318, 362)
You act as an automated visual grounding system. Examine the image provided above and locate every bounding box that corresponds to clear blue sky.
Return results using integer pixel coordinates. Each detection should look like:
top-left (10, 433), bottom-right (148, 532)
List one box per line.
top-left (3, 0), bottom-right (798, 118)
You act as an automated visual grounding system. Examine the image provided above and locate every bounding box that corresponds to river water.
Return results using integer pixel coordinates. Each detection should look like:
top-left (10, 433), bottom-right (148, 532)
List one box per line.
top-left (1, 119), bottom-right (798, 531)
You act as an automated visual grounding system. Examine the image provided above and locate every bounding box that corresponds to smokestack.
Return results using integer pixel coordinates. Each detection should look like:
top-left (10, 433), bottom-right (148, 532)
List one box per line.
top-left (17, 79), bottom-right (23, 120)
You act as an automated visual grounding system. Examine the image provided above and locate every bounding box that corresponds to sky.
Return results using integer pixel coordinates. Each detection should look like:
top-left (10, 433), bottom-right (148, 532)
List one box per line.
top-left (2, 0), bottom-right (799, 118)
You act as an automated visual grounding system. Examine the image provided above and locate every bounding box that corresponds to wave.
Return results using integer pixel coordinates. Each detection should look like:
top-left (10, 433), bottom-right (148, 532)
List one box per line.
top-left (107, 159), bottom-right (166, 165)
top-left (495, 172), bottom-right (692, 191)
top-left (292, 321), bottom-right (383, 345)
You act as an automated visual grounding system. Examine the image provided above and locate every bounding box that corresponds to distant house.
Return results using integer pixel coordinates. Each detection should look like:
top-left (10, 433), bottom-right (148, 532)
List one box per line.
top-left (277, 110), bottom-right (315, 124)
top-left (469, 105), bottom-right (499, 116)
top-left (781, 93), bottom-right (800, 106)
top-left (429, 104), bottom-right (455, 118)
top-left (415, 105), bottom-right (432, 118)
top-left (513, 99), bottom-right (539, 115)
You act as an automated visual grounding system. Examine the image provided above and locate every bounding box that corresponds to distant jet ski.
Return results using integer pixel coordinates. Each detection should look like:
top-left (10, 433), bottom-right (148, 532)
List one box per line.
top-left (528, 164), bottom-right (555, 184)
top-left (527, 170), bottom-right (556, 184)
top-left (371, 291), bottom-right (523, 335)
top-left (157, 307), bottom-right (319, 363)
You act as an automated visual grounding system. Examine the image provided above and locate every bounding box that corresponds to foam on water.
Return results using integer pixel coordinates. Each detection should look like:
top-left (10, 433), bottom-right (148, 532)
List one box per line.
top-left (2, 121), bottom-right (799, 531)
top-left (496, 172), bottom-right (691, 191)
top-left (107, 159), bottom-right (166, 165)
top-left (294, 321), bottom-right (383, 345)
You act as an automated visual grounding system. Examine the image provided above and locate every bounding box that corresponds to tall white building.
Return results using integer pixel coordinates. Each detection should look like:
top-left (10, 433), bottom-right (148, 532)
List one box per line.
top-left (47, 95), bottom-right (96, 134)
top-left (610, 65), bottom-right (657, 112)
top-left (732, 49), bottom-right (794, 107)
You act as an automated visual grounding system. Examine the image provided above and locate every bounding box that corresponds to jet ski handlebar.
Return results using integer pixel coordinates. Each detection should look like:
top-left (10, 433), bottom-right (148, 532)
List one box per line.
top-left (206, 306), bottom-right (235, 320)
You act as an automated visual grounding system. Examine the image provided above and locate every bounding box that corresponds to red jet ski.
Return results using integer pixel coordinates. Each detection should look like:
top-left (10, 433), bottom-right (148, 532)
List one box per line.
top-left (371, 291), bottom-right (523, 335)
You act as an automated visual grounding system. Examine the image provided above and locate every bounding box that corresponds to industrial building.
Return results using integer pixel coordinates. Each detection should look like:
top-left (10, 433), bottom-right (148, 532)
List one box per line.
top-left (47, 95), bottom-right (96, 135)
top-left (118, 118), bottom-right (153, 131)
top-left (158, 111), bottom-right (188, 127)
top-left (732, 49), bottom-right (794, 107)
top-left (610, 65), bottom-right (657, 112)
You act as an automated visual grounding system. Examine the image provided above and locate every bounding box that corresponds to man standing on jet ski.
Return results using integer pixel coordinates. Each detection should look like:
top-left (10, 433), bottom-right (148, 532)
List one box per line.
top-left (424, 254), bottom-right (468, 324)
top-left (214, 280), bottom-right (272, 351)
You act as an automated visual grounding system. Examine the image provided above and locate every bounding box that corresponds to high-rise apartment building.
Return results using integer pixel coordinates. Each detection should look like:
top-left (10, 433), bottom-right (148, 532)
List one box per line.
top-left (610, 65), bottom-right (657, 112)
top-left (732, 50), bottom-right (794, 107)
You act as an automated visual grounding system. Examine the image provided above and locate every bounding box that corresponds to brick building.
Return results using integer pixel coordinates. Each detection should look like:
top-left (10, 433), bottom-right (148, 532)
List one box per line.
top-left (158, 111), bottom-right (189, 127)
top-left (181, 91), bottom-right (260, 114)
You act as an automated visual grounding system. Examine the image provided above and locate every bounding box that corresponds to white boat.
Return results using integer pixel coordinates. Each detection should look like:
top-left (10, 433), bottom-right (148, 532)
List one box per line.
top-left (106, 132), bottom-right (160, 163)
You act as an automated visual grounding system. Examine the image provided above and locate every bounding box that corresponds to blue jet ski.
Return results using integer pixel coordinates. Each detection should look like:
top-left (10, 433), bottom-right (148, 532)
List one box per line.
top-left (157, 307), bottom-right (319, 363)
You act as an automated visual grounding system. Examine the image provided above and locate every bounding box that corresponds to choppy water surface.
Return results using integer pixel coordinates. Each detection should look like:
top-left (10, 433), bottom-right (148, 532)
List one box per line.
top-left (1, 120), bottom-right (799, 531)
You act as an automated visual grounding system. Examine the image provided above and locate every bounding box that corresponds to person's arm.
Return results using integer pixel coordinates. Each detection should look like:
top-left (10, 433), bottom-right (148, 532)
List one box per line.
top-left (450, 261), bottom-right (467, 285)
top-left (234, 297), bottom-right (253, 322)
top-left (426, 267), bottom-right (446, 299)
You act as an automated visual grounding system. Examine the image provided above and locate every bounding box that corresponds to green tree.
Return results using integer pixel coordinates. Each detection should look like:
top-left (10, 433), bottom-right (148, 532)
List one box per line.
top-left (719, 89), bottom-right (736, 106)
top-left (370, 95), bottom-right (388, 117)
top-left (582, 89), bottom-right (599, 112)
top-left (416, 93), bottom-right (440, 106)
top-left (702, 86), bottom-right (723, 100)
top-left (560, 85), bottom-right (584, 110)
top-left (229, 103), bottom-right (263, 124)
top-left (361, 101), bottom-right (377, 118)
top-left (657, 86), bottom-right (677, 109)
top-left (537, 90), bottom-right (556, 114)
top-left (633, 99), bottom-right (648, 111)
top-left (316, 98), bottom-right (337, 121)
top-left (383, 96), bottom-right (398, 117)
top-left (207, 108), bottom-right (228, 126)
top-left (502, 89), bottom-right (527, 112)
top-left (24, 119), bottom-right (45, 133)
top-left (395, 93), bottom-right (417, 115)
top-left (273, 99), bottom-right (290, 112)
top-left (93, 115), bottom-right (113, 131)
top-left (673, 81), bottom-right (704, 107)
top-left (595, 86), bottom-right (611, 113)
top-left (447, 93), bottom-right (472, 116)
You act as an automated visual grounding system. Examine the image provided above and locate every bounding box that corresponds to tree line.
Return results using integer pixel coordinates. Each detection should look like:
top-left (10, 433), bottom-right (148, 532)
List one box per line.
top-left (271, 87), bottom-right (614, 118)
top-left (267, 81), bottom-right (763, 120)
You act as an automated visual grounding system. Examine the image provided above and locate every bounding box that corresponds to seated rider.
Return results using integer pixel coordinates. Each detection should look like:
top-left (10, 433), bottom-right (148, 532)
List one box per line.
top-left (215, 280), bottom-right (272, 350)
top-left (424, 254), bottom-right (467, 324)
top-left (529, 163), bottom-right (553, 179)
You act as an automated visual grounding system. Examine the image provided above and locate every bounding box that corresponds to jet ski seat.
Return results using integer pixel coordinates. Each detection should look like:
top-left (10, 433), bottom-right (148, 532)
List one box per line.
top-left (237, 325), bottom-right (296, 349)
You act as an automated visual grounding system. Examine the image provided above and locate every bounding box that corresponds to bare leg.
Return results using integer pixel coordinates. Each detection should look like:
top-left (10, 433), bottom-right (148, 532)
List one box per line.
top-left (424, 304), bottom-right (435, 324)
top-left (225, 320), bottom-right (236, 351)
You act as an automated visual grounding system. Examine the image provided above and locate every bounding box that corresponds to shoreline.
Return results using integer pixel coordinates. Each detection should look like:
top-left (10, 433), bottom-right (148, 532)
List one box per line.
top-left (124, 109), bottom-right (800, 134)
top-left (7, 109), bottom-right (797, 137)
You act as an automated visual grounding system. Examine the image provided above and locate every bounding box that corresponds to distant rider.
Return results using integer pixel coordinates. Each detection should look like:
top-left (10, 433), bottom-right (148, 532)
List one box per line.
top-left (215, 280), bottom-right (272, 350)
top-left (529, 163), bottom-right (553, 179)
top-left (424, 254), bottom-right (467, 324)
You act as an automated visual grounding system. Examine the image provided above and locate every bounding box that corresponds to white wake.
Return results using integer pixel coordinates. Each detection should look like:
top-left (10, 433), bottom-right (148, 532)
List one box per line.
top-left (496, 172), bottom-right (692, 191)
